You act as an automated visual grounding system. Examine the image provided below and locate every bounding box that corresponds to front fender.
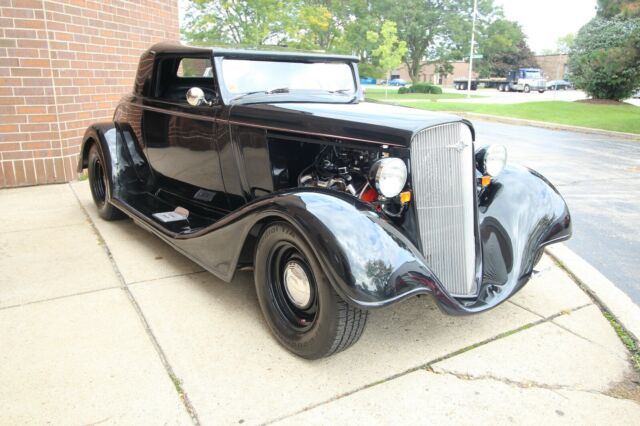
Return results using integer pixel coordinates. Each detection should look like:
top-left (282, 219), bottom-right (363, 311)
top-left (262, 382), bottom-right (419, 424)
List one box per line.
top-left (275, 164), bottom-right (572, 314)
top-left (472, 164), bottom-right (572, 310)
top-left (113, 168), bottom-right (570, 315)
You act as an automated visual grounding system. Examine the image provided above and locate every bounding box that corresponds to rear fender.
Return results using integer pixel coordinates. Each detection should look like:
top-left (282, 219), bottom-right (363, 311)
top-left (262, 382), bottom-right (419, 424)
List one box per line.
top-left (78, 122), bottom-right (152, 197)
top-left (78, 123), bottom-right (121, 195)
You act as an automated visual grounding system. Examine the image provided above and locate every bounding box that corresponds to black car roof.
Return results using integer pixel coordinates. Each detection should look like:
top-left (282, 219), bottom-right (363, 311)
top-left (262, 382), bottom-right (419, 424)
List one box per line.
top-left (147, 42), bottom-right (359, 63)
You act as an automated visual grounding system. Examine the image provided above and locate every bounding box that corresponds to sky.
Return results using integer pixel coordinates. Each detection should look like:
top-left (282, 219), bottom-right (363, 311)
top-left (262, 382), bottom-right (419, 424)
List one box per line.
top-left (494, 0), bottom-right (597, 53)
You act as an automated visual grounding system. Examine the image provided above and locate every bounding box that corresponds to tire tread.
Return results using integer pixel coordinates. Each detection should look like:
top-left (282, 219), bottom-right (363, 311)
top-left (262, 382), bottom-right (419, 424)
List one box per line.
top-left (326, 297), bottom-right (368, 357)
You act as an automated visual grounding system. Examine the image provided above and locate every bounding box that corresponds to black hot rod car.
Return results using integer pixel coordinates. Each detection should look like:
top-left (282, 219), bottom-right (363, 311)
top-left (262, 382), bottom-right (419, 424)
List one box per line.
top-left (78, 43), bottom-right (571, 359)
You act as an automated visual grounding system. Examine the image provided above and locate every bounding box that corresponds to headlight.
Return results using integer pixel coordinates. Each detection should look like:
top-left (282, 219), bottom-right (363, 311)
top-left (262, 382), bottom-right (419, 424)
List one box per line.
top-left (370, 157), bottom-right (408, 198)
top-left (477, 145), bottom-right (507, 176)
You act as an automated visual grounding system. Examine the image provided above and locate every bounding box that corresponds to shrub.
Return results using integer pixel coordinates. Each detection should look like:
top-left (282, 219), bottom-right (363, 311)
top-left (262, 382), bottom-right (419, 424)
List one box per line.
top-left (568, 17), bottom-right (640, 100)
top-left (398, 83), bottom-right (443, 95)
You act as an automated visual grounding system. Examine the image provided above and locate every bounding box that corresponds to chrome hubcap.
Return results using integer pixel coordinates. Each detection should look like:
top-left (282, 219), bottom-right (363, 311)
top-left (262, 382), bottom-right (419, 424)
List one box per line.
top-left (283, 261), bottom-right (312, 309)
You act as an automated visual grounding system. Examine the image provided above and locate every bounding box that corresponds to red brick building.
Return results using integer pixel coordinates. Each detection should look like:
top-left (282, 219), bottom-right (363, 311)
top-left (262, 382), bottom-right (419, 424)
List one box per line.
top-left (0, 0), bottom-right (179, 188)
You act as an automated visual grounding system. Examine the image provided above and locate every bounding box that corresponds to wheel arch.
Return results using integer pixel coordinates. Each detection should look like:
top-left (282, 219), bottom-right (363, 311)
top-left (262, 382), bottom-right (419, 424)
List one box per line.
top-left (78, 135), bottom-right (97, 171)
top-left (205, 191), bottom-right (439, 310)
top-left (77, 123), bottom-right (119, 175)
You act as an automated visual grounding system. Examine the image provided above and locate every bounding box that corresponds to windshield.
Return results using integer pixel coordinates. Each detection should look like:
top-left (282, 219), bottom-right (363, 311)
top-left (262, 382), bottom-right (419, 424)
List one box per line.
top-left (219, 59), bottom-right (356, 102)
top-left (524, 70), bottom-right (542, 79)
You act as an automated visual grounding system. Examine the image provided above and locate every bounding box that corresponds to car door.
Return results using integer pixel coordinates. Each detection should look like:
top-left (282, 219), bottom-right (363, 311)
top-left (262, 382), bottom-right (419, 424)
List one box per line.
top-left (142, 54), bottom-right (229, 211)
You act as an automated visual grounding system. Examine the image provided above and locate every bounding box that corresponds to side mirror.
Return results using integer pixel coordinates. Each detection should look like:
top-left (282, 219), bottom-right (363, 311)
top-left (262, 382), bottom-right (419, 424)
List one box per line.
top-left (186, 87), bottom-right (212, 107)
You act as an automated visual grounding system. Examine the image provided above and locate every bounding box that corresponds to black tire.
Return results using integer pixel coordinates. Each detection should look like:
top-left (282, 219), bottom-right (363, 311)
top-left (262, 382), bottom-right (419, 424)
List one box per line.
top-left (538, 89), bottom-right (545, 94)
top-left (254, 222), bottom-right (368, 359)
top-left (87, 143), bottom-right (125, 221)
top-left (524, 84), bottom-right (531, 93)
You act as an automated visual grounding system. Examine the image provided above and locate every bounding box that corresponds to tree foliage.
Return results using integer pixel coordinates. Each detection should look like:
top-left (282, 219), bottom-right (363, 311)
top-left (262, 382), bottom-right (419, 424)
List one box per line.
top-left (569, 17), bottom-right (640, 100)
top-left (474, 19), bottom-right (538, 77)
top-left (367, 21), bottom-right (407, 76)
top-left (182, 0), bottom-right (295, 46)
top-left (181, 0), bottom-right (537, 82)
top-left (556, 33), bottom-right (576, 54)
top-left (597, 0), bottom-right (640, 18)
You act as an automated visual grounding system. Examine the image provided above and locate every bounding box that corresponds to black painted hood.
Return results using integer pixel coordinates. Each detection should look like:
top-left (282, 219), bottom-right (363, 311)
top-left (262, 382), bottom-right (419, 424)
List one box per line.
top-left (227, 101), bottom-right (464, 147)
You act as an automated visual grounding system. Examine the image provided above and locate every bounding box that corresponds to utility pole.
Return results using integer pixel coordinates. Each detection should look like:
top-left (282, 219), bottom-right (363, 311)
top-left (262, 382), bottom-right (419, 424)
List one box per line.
top-left (466, 0), bottom-right (478, 99)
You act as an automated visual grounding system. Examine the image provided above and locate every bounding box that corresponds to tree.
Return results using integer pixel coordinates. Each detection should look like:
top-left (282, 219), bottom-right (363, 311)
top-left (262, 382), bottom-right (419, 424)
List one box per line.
top-left (556, 33), bottom-right (575, 54)
top-left (475, 19), bottom-right (538, 77)
top-left (287, 1), bottom-right (359, 51)
top-left (569, 17), bottom-right (640, 100)
top-left (367, 21), bottom-right (408, 94)
top-left (182, 0), bottom-right (295, 46)
top-left (433, 60), bottom-right (454, 81)
top-left (374, 0), bottom-right (450, 83)
top-left (597, 0), bottom-right (640, 18)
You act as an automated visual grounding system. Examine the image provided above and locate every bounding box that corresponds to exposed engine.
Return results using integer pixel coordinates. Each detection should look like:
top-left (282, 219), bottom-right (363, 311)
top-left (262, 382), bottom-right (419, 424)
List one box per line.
top-left (297, 146), bottom-right (379, 199)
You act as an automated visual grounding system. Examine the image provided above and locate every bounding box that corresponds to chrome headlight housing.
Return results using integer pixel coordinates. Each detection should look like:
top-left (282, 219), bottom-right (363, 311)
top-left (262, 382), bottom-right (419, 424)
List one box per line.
top-left (477, 145), bottom-right (507, 177)
top-left (370, 157), bottom-right (408, 198)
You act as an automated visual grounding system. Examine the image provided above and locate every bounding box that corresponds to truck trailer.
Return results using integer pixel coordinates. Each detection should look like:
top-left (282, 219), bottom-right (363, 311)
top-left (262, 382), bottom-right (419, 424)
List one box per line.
top-left (454, 68), bottom-right (546, 93)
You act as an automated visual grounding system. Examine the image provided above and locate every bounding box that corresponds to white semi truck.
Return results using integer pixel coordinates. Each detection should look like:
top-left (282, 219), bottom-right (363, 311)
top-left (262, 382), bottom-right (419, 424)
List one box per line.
top-left (454, 68), bottom-right (547, 93)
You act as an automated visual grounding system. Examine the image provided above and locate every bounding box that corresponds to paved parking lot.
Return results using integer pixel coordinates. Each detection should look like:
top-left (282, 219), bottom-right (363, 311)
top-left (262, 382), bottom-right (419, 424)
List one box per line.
top-left (1, 181), bottom-right (639, 425)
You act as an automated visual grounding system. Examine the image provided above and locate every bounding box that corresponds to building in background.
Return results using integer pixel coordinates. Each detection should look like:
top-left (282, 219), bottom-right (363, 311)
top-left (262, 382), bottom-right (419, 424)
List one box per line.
top-left (1, 0), bottom-right (179, 188)
top-left (393, 54), bottom-right (569, 86)
top-left (536, 54), bottom-right (570, 82)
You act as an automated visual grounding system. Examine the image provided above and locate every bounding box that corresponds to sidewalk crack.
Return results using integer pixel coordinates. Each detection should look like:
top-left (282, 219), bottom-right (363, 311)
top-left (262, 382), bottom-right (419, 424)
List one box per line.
top-left (69, 183), bottom-right (201, 425)
top-left (427, 369), bottom-right (629, 400)
top-left (262, 303), bottom-right (592, 425)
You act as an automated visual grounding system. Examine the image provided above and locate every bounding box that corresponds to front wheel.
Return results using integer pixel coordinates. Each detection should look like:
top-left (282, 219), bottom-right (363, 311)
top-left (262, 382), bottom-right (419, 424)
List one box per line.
top-left (524, 84), bottom-right (531, 93)
top-left (254, 222), bottom-right (368, 359)
top-left (88, 144), bottom-right (125, 221)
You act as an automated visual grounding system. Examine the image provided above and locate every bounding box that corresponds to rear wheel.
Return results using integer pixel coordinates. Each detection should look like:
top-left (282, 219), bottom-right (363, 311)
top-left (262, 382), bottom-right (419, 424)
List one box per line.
top-left (254, 222), bottom-right (368, 359)
top-left (88, 143), bottom-right (125, 221)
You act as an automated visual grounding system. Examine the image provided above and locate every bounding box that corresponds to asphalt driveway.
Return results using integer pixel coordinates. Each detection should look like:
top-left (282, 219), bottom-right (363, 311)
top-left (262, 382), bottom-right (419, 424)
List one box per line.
top-left (1, 181), bottom-right (639, 425)
top-left (476, 121), bottom-right (640, 306)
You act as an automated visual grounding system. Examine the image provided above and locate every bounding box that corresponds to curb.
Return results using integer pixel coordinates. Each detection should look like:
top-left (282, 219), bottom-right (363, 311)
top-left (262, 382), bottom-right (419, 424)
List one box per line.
top-left (546, 243), bottom-right (640, 341)
top-left (444, 112), bottom-right (640, 142)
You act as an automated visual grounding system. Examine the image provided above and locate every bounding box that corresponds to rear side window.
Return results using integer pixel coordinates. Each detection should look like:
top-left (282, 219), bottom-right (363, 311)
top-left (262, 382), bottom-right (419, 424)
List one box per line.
top-left (177, 58), bottom-right (213, 78)
top-left (151, 56), bottom-right (217, 103)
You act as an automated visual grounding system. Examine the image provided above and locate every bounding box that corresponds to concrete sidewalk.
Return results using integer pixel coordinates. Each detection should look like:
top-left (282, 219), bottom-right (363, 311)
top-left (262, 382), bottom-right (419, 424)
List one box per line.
top-left (1, 181), bottom-right (639, 425)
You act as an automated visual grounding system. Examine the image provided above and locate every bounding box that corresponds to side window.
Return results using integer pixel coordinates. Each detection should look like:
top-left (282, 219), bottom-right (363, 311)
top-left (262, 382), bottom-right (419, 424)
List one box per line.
top-left (177, 58), bottom-right (214, 78)
top-left (151, 56), bottom-right (216, 104)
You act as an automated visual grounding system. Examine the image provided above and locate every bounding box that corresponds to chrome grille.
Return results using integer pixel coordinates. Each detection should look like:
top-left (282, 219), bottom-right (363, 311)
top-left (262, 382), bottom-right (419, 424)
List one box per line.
top-left (410, 123), bottom-right (477, 297)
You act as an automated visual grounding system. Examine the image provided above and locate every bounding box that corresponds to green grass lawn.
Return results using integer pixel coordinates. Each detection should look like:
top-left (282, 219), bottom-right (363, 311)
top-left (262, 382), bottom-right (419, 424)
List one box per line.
top-left (389, 100), bottom-right (640, 134)
top-left (364, 87), bottom-right (480, 101)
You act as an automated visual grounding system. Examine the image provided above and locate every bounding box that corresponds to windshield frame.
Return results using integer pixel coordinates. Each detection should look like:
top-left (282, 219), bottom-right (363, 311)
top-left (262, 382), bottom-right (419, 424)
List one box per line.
top-left (213, 56), bottom-right (360, 105)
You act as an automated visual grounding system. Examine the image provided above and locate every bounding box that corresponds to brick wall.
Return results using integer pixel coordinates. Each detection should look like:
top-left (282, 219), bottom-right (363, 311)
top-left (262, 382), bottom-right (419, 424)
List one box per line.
top-left (0, 0), bottom-right (179, 188)
top-left (395, 61), bottom-right (477, 86)
top-left (536, 54), bottom-right (569, 81)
